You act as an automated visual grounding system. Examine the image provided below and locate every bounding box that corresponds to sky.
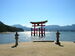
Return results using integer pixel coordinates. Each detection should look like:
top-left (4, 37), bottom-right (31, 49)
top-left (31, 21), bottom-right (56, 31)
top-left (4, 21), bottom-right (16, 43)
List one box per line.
top-left (0, 0), bottom-right (75, 27)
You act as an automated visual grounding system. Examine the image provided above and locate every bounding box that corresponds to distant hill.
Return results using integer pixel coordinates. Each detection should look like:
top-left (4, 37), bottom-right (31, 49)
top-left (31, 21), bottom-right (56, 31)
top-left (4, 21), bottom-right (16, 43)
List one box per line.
top-left (44, 25), bottom-right (75, 31)
top-left (12, 24), bottom-right (75, 31)
top-left (0, 21), bottom-right (24, 32)
top-left (44, 25), bottom-right (60, 31)
top-left (13, 24), bottom-right (31, 31)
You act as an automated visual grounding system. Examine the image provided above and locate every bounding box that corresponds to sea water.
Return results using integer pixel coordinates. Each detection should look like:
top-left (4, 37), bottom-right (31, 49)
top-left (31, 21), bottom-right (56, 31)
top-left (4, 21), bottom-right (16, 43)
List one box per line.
top-left (0, 31), bottom-right (75, 44)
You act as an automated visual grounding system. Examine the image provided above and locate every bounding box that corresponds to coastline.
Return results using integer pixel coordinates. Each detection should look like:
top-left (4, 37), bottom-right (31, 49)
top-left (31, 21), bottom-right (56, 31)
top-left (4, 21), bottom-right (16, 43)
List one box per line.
top-left (0, 41), bottom-right (75, 56)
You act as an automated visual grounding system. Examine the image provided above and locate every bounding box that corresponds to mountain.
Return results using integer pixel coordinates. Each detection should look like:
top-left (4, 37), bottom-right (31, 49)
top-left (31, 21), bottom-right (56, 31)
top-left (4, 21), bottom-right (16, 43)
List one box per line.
top-left (0, 21), bottom-right (24, 32)
top-left (44, 25), bottom-right (60, 31)
top-left (44, 25), bottom-right (75, 31)
top-left (13, 24), bottom-right (31, 31)
top-left (12, 24), bottom-right (75, 31)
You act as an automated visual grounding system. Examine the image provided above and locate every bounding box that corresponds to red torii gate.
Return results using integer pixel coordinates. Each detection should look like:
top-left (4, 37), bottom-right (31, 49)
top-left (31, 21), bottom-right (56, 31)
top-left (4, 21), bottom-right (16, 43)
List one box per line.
top-left (30, 20), bottom-right (48, 37)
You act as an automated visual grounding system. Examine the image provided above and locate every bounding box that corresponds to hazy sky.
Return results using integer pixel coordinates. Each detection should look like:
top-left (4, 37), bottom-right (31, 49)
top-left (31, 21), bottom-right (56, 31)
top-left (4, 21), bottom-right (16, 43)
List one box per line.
top-left (0, 0), bottom-right (75, 27)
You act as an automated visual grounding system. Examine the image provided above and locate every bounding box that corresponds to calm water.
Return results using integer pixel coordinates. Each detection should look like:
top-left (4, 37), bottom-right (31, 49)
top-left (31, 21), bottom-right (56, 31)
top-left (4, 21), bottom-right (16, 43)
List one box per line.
top-left (0, 31), bottom-right (75, 44)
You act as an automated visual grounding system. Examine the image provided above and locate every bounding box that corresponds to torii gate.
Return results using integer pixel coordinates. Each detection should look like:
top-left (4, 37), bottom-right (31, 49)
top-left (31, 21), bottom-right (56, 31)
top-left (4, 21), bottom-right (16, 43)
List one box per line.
top-left (30, 20), bottom-right (48, 37)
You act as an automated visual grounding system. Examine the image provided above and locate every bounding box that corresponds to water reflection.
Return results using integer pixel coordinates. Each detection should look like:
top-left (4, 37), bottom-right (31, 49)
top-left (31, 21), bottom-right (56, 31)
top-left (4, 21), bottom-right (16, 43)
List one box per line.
top-left (0, 31), bottom-right (75, 44)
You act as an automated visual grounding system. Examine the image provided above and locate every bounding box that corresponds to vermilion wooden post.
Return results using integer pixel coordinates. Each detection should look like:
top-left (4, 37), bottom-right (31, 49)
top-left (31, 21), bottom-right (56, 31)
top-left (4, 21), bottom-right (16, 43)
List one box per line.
top-left (34, 24), bottom-right (35, 36)
top-left (44, 28), bottom-right (45, 36)
top-left (41, 23), bottom-right (43, 37)
top-left (39, 28), bottom-right (40, 37)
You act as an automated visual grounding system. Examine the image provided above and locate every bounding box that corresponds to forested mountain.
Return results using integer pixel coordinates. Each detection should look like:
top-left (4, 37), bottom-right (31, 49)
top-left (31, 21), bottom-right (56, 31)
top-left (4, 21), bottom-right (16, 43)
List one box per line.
top-left (0, 21), bottom-right (24, 32)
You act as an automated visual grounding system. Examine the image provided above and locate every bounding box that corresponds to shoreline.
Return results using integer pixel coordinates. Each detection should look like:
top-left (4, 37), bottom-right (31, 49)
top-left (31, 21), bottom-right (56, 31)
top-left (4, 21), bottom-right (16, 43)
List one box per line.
top-left (0, 41), bottom-right (74, 45)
